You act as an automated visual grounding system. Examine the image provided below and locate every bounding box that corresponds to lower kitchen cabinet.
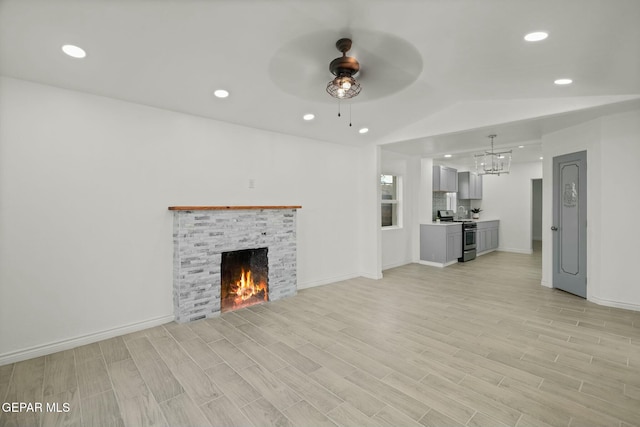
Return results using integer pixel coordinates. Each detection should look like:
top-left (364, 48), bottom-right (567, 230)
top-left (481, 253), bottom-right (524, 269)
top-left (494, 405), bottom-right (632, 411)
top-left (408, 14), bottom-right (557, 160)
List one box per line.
top-left (476, 220), bottom-right (499, 253)
top-left (447, 232), bottom-right (463, 262)
top-left (420, 223), bottom-right (462, 266)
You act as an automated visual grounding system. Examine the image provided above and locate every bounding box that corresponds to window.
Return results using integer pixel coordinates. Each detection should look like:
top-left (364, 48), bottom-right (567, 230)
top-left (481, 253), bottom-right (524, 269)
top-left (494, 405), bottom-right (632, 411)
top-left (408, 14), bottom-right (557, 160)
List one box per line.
top-left (446, 192), bottom-right (457, 211)
top-left (381, 174), bottom-right (402, 228)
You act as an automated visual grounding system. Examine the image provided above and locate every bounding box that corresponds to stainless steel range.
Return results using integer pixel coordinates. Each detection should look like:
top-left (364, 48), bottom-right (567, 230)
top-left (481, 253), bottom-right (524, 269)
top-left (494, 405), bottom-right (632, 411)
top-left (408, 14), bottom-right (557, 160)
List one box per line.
top-left (459, 221), bottom-right (477, 262)
top-left (437, 210), bottom-right (477, 262)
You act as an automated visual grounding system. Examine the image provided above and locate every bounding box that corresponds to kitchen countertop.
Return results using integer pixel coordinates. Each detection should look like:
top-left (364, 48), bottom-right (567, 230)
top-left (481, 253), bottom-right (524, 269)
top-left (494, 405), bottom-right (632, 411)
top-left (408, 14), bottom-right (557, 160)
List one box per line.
top-left (423, 221), bottom-right (462, 227)
top-left (424, 218), bottom-right (500, 225)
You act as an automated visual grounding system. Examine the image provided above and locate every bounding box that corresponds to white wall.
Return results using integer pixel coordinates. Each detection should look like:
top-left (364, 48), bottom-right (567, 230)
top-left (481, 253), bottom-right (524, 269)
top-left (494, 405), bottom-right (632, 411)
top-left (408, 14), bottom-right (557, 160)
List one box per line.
top-left (380, 150), bottom-right (416, 270)
top-left (598, 111), bottom-right (640, 307)
top-left (0, 77), bottom-right (366, 362)
top-left (357, 144), bottom-right (383, 279)
top-left (541, 108), bottom-right (640, 311)
top-left (479, 162), bottom-right (543, 254)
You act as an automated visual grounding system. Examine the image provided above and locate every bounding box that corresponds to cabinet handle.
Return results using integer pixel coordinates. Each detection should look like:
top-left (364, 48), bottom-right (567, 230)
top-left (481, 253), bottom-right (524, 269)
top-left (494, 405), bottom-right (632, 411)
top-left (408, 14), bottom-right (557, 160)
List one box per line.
top-left (551, 226), bottom-right (558, 231)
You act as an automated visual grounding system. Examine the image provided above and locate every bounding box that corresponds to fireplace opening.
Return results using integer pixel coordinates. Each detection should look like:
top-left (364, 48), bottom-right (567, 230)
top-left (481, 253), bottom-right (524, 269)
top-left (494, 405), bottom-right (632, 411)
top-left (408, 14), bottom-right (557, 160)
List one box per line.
top-left (221, 248), bottom-right (269, 313)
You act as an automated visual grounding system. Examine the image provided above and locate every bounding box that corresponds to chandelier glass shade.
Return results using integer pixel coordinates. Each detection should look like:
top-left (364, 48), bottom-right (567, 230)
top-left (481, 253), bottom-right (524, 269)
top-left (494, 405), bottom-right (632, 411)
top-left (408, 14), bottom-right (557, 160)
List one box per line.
top-left (474, 135), bottom-right (512, 176)
top-left (326, 75), bottom-right (361, 99)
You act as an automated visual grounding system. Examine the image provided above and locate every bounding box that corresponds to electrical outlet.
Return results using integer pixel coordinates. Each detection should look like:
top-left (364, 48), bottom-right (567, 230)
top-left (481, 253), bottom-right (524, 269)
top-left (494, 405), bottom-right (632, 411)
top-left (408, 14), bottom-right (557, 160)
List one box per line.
top-left (248, 179), bottom-right (255, 189)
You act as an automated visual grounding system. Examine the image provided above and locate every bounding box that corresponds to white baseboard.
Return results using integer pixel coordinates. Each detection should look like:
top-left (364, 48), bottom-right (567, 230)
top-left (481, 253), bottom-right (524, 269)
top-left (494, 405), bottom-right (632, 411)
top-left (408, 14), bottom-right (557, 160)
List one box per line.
top-left (0, 314), bottom-right (174, 366)
top-left (476, 249), bottom-right (496, 256)
top-left (297, 273), bottom-right (362, 290)
top-left (588, 295), bottom-right (640, 312)
top-left (359, 271), bottom-right (383, 280)
top-left (417, 259), bottom-right (457, 268)
top-left (540, 280), bottom-right (552, 288)
top-left (382, 260), bottom-right (413, 271)
top-left (539, 283), bottom-right (639, 312)
top-left (497, 247), bottom-right (533, 255)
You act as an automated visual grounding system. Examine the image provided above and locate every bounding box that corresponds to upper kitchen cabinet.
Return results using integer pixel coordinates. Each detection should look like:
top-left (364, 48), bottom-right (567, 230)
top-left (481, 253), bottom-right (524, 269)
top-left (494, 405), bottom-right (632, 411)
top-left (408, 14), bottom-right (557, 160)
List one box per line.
top-left (433, 165), bottom-right (458, 192)
top-left (458, 171), bottom-right (483, 199)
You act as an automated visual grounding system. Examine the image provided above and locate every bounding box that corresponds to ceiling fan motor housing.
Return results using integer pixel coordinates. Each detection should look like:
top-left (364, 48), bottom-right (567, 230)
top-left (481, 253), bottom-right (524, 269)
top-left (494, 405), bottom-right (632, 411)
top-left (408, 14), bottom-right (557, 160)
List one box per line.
top-left (329, 38), bottom-right (360, 77)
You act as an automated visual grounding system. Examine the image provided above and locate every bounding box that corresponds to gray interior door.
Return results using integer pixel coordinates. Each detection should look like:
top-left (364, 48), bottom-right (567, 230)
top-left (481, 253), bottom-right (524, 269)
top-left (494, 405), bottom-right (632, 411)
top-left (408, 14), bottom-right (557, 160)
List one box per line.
top-left (552, 151), bottom-right (587, 298)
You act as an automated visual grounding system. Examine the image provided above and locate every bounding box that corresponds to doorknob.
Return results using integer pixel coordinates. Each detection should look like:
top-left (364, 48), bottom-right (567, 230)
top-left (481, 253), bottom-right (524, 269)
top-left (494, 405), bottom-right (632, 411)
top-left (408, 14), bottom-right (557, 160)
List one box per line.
top-left (551, 226), bottom-right (558, 231)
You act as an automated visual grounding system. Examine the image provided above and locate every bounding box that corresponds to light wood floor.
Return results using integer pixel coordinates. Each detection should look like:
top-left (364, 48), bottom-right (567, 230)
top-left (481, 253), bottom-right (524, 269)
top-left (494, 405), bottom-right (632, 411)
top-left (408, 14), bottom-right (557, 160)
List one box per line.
top-left (2, 247), bottom-right (640, 427)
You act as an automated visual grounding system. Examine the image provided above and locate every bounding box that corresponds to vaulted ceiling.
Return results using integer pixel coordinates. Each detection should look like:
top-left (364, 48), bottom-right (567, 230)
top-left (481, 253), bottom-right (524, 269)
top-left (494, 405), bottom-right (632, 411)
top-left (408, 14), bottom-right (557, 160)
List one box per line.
top-left (1, 0), bottom-right (639, 160)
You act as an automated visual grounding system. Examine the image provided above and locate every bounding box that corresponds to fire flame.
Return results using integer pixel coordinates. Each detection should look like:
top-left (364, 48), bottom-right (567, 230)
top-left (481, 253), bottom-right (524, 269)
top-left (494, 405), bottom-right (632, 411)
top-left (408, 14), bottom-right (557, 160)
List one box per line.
top-left (233, 269), bottom-right (267, 303)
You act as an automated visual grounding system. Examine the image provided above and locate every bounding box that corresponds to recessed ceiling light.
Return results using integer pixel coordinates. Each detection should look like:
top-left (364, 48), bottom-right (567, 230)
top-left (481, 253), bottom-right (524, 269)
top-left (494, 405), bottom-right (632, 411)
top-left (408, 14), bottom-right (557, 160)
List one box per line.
top-left (213, 89), bottom-right (229, 98)
top-left (61, 44), bottom-right (86, 58)
top-left (524, 32), bottom-right (548, 42)
top-left (358, 127), bottom-right (369, 134)
top-left (518, 145), bottom-right (525, 148)
top-left (444, 154), bottom-right (452, 158)
top-left (303, 113), bottom-right (315, 121)
top-left (554, 78), bottom-right (573, 85)
top-left (539, 156), bottom-right (544, 160)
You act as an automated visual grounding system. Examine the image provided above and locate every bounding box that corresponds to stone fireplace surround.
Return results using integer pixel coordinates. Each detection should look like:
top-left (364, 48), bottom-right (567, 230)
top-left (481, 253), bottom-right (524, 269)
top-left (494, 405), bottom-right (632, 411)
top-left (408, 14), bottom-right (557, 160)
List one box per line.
top-left (169, 206), bottom-right (300, 323)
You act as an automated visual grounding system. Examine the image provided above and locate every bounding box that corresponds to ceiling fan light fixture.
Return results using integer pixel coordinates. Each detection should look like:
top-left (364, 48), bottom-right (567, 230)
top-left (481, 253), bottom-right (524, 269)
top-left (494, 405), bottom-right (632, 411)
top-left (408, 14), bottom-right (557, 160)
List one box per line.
top-left (326, 38), bottom-right (361, 100)
top-left (326, 75), bottom-right (361, 99)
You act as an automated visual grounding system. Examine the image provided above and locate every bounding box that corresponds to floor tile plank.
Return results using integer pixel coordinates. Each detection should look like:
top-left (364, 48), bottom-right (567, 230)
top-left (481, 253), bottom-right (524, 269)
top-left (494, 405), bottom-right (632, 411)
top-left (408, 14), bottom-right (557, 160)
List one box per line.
top-left (235, 338), bottom-right (288, 372)
top-left (204, 362), bottom-right (261, 407)
top-left (179, 337), bottom-right (223, 370)
top-left (149, 335), bottom-right (222, 405)
top-left (99, 337), bottom-right (131, 364)
top-left (272, 365), bottom-right (343, 414)
top-left (241, 397), bottom-right (293, 427)
top-left (126, 337), bottom-right (184, 404)
top-left (108, 358), bottom-right (166, 427)
top-left (159, 393), bottom-right (211, 427)
top-left (76, 357), bottom-right (111, 398)
top-left (308, 367), bottom-right (385, 417)
top-left (237, 364), bottom-right (301, 411)
top-left (81, 390), bottom-right (124, 427)
top-left (200, 395), bottom-right (252, 427)
top-left (283, 400), bottom-right (338, 427)
top-left (326, 402), bottom-right (384, 427)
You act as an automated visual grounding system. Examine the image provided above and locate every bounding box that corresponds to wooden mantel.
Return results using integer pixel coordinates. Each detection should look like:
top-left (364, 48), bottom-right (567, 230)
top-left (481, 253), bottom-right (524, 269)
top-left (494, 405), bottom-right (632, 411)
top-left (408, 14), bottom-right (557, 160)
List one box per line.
top-left (168, 205), bottom-right (301, 211)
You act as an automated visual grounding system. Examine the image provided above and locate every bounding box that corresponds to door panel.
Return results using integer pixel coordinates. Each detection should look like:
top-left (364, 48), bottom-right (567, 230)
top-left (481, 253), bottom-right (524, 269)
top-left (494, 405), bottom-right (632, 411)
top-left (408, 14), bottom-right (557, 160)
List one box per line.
top-left (552, 151), bottom-right (587, 298)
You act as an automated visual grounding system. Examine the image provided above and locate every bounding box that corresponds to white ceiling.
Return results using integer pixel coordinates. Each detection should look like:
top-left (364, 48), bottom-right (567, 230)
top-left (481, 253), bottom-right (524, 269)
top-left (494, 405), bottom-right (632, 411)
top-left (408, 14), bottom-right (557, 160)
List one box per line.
top-left (2, 0), bottom-right (639, 155)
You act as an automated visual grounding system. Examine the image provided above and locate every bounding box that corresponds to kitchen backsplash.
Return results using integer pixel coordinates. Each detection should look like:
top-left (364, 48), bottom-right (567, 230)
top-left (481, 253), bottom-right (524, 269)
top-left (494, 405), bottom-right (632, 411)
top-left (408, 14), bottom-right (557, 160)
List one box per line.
top-left (432, 192), bottom-right (471, 220)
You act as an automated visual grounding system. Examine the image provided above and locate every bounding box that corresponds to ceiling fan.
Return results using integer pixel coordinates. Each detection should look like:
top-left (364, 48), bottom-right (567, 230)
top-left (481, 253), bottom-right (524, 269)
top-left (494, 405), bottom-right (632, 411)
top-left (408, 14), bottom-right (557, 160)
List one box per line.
top-left (268, 30), bottom-right (423, 103)
top-left (326, 38), bottom-right (361, 99)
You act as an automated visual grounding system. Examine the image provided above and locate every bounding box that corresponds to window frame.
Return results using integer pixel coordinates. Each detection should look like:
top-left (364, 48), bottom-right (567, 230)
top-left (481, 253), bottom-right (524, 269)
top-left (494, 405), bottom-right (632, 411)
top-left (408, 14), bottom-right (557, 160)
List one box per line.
top-left (380, 173), bottom-right (403, 230)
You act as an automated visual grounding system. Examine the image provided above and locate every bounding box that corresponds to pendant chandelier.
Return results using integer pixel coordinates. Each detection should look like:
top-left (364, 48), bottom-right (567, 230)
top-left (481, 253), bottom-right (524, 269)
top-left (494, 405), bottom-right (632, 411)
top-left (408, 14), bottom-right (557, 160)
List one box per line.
top-left (326, 38), bottom-right (361, 99)
top-left (475, 134), bottom-right (512, 176)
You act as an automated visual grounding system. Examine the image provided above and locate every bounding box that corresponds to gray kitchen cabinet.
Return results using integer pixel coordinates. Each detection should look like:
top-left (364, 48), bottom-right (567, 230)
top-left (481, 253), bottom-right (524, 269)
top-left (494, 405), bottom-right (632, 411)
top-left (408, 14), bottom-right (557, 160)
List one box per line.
top-left (420, 223), bottom-right (462, 265)
top-left (476, 220), bottom-right (499, 253)
top-left (447, 231), bottom-right (463, 262)
top-left (458, 171), bottom-right (483, 199)
top-left (432, 165), bottom-right (458, 192)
